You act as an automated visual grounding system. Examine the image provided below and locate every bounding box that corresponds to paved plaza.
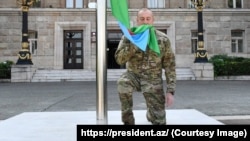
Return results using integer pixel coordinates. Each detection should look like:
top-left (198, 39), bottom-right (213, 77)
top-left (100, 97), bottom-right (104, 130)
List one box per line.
top-left (0, 80), bottom-right (250, 140)
top-left (0, 80), bottom-right (250, 123)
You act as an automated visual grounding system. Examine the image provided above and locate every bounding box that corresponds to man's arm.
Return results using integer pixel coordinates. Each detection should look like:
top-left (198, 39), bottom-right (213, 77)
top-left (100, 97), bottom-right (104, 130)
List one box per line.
top-left (162, 38), bottom-right (176, 107)
top-left (162, 38), bottom-right (176, 95)
top-left (114, 36), bottom-right (137, 65)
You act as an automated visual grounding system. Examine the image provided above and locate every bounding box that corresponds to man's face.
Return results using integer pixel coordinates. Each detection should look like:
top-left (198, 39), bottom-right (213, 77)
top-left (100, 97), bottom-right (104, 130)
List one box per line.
top-left (136, 10), bottom-right (154, 26)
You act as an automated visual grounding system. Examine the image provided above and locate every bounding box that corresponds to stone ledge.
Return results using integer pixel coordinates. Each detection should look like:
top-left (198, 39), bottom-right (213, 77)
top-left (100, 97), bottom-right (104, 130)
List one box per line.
top-left (215, 76), bottom-right (250, 80)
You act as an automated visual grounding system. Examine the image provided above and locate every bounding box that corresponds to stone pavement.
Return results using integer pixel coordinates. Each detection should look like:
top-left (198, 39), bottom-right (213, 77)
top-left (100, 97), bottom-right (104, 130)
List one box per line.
top-left (0, 80), bottom-right (250, 124)
top-left (0, 109), bottom-right (223, 141)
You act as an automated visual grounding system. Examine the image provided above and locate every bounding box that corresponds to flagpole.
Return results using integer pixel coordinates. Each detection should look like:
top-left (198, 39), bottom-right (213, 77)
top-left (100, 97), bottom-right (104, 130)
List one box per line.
top-left (96, 0), bottom-right (108, 124)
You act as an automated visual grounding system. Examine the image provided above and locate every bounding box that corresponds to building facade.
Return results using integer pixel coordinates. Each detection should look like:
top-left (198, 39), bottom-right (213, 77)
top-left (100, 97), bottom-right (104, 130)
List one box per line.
top-left (0, 0), bottom-right (250, 71)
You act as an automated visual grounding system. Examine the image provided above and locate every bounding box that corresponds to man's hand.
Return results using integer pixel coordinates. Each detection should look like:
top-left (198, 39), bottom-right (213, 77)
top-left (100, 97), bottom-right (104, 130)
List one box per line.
top-left (166, 93), bottom-right (174, 107)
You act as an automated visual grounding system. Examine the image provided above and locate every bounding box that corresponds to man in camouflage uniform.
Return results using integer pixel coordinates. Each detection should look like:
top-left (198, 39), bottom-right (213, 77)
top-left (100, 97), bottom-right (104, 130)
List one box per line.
top-left (115, 8), bottom-right (176, 125)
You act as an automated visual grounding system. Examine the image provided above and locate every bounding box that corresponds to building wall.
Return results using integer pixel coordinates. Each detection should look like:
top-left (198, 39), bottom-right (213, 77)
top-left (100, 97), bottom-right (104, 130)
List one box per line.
top-left (3, 0), bottom-right (250, 9)
top-left (0, 0), bottom-right (16, 8)
top-left (0, 0), bottom-right (250, 70)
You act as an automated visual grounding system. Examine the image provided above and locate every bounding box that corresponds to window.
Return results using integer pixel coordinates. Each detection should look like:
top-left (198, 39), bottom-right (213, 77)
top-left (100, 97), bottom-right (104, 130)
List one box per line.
top-left (188, 0), bottom-right (195, 8)
top-left (231, 30), bottom-right (244, 53)
top-left (228, 0), bottom-right (243, 8)
top-left (147, 0), bottom-right (165, 8)
top-left (191, 31), bottom-right (198, 53)
top-left (28, 30), bottom-right (38, 55)
top-left (66, 0), bottom-right (84, 8)
top-left (32, 0), bottom-right (41, 8)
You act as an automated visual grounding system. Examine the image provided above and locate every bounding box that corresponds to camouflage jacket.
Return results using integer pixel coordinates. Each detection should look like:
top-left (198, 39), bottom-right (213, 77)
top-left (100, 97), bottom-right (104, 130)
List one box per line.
top-left (115, 30), bottom-right (176, 93)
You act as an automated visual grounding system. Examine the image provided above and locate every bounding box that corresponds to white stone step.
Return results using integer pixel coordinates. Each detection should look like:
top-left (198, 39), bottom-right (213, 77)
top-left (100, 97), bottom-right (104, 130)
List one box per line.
top-left (31, 68), bottom-right (195, 82)
top-left (0, 109), bottom-right (223, 141)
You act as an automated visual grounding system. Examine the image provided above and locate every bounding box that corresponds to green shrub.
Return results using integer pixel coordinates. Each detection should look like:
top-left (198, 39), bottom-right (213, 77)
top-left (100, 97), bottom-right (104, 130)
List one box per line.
top-left (0, 60), bottom-right (14, 79)
top-left (209, 54), bottom-right (250, 77)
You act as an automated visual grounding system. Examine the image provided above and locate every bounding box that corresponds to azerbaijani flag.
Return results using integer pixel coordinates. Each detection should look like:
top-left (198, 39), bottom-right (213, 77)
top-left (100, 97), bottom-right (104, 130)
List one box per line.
top-left (110, 0), bottom-right (160, 55)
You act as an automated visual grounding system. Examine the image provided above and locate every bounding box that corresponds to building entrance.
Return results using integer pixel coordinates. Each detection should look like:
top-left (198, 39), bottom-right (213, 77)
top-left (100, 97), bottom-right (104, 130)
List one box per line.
top-left (107, 31), bottom-right (125, 69)
top-left (63, 30), bottom-right (83, 69)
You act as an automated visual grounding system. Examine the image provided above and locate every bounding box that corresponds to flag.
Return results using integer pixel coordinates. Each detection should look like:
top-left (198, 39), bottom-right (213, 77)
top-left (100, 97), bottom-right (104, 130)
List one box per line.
top-left (110, 0), bottom-right (160, 55)
top-left (110, 0), bottom-right (130, 28)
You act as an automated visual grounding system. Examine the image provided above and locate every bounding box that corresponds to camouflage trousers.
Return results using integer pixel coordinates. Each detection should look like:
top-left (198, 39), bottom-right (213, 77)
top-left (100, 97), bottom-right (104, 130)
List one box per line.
top-left (117, 71), bottom-right (166, 125)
